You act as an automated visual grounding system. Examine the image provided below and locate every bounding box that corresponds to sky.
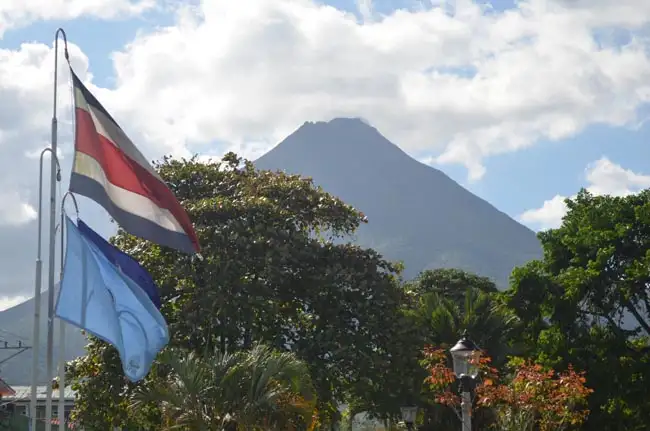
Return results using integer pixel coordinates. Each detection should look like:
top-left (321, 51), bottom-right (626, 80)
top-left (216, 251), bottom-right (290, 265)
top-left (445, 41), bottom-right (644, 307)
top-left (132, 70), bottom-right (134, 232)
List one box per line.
top-left (0, 0), bottom-right (649, 309)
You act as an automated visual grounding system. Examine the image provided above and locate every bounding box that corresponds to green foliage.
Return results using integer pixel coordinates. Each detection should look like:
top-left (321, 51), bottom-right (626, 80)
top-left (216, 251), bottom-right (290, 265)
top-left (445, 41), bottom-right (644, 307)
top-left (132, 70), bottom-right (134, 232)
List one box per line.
top-left (408, 269), bottom-right (517, 365)
top-left (68, 153), bottom-right (406, 428)
top-left (503, 189), bottom-right (650, 430)
top-left (67, 158), bottom-right (650, 430)
top-left (340, 269), bottom-right (508, 427)
top-left (66, 340), bottom-right (142, 430)
top-left (394, 269), bottom-right (514, 430)
top-left (130, 344), bottom-right (316, 430)
top-left (407, 268), bottom-right (498, 297)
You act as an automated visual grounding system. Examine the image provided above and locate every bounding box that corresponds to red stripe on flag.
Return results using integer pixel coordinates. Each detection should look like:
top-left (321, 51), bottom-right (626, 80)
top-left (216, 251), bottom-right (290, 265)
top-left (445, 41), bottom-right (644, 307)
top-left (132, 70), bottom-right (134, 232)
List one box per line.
top-left (76, 108), bottom-right (165, 204)
top-left (74, 107), bottom-right (200, 252)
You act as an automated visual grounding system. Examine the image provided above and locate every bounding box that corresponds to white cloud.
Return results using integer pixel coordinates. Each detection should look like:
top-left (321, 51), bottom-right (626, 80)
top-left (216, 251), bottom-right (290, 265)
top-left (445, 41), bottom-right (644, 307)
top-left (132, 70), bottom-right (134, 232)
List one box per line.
top-left (0, 0), bottom-right (154, 37)
top-left (520, 157), bottom-right (650, 230)
top-left (0, 40), bottom-right (90, 187)
top-left (357, 0), bottom-right (374, 21)
top-left (1, 0), bottom-right (650, 296)
top-left (520, 195), bottom-right (570, 231)
top-left (0, 41), bottom-right (92, 297)
top-left (585, 157), bottom-right (650, 196)
top-left (0, 191), bottom-right (37, 226)
top-left (90, 0), bottom-right (650, 181)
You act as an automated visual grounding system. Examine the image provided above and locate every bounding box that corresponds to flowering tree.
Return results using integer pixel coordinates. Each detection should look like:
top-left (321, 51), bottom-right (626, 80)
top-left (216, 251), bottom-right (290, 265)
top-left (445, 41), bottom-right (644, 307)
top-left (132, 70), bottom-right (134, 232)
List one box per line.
top-left (422, 347), bottom-right (592, 431)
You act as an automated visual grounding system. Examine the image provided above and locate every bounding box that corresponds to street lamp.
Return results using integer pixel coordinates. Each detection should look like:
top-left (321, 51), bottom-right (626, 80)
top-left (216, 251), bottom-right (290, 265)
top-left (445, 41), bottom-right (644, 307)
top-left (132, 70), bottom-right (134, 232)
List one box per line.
top-left (400, 406), bottom-right (418, 430)
top-left (450, 331), bottom-right (480, 431)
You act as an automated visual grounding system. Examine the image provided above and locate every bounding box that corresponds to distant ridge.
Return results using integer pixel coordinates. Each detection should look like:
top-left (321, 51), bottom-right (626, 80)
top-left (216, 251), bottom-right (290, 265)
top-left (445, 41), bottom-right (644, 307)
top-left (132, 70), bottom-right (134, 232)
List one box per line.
top-left (256, 117), bottom-right (542, 285)
top-left (0, 288), bottom-right (87, 385)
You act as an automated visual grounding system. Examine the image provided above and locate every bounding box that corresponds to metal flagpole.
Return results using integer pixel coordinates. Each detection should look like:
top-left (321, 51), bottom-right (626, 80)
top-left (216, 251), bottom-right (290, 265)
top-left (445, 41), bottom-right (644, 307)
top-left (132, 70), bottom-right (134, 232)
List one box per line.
top-left (55, 214), bottom-right (65, 431)
top-left (44, 28), bottom-right (69, 431)
top-left (57, 216), bottom-right (66, 430)
top-left (58, 192), bottom-right (79, 430)
top-left (57, 309), bottom-right (66, 428)
top-left (31, 148), bottom-right (61, 431)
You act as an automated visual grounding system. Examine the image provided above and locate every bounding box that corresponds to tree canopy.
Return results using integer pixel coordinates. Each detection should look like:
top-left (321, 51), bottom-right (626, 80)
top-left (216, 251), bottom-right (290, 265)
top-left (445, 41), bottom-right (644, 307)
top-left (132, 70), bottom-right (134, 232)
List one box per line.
top-left (503, 189), bottom-right (650, 430)
top-left (400, 269), bottom-right (515, 430)
top-left (130, 344), bottom-right (316, 430)
top-left (65, 156), bottom-right (650, 430)
top-left (68, 154), bottom-right (407, 429)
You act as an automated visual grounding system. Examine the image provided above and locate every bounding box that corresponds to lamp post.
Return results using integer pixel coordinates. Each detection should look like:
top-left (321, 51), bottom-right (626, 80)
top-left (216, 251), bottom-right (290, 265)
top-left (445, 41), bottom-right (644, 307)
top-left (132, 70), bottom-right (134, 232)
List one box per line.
top-left (400, 406), bottom-right (418, 430)
top-left (450, 331), bottom-right (480, 431)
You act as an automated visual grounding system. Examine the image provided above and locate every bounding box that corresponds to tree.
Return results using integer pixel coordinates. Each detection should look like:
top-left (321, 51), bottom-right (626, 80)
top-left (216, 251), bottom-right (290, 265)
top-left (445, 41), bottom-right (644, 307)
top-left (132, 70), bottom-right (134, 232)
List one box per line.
top-left (422, 348), bottom-right (591, 431)
top-left (66, 342), bottom-right (142, 430)
top-left (503, 189), bottom-right (650, 429)
top-left (405, 269), bottom-right (515, 362)
top-left (348, 269), bottom-right (517, 430)
top-left (479, 359), bottom-right (591, 431)
top-left (339, 303), bottom-right (424, 426)
top-left (341, 269), bottom-right (512, 429)
top-left (68, 153), bottom-right (406, 428)
top-left (130, 344), bottom-right (316, 430)
top-left (408, 268), bottom-right (498, 299)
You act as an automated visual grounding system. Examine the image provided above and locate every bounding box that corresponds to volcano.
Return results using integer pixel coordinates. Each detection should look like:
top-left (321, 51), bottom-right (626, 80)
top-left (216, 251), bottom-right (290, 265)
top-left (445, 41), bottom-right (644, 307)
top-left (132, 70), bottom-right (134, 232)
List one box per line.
top-left (255, 118), bottom-right (541, 285)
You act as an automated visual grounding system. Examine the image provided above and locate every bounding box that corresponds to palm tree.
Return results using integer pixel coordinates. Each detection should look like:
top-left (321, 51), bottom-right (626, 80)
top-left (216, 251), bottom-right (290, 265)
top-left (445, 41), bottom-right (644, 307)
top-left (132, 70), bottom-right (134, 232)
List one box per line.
top-left (423, 288), bottom-right (515, 364)
top-left (130, 344), bottom-right (316, 430)
top-left (225, 344), bottom-right (316, 430)
top-left (408, 270), bottom-right (517, 431)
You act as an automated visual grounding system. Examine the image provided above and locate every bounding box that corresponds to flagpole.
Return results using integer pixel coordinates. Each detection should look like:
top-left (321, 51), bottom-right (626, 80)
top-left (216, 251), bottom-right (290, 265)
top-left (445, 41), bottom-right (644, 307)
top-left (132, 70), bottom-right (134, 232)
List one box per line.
top-left (44, 28), bottom-right (69, 431)
top-left (58, 192), bottom-right (78, 430)
top-left (56, 216), bottom-right (65, 431)
top-left (31, 148), bottom-right (61, 431)
top-left (57, 318), bottom-right (66, 427)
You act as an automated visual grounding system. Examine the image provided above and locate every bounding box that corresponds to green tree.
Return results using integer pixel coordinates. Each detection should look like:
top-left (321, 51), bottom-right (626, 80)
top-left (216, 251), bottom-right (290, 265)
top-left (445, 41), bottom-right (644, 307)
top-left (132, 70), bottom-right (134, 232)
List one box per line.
top-left (405, 269), bottom-right (516, 430)
top-left (338, 270), bottom-right (499, 428)
top-left (68, 153), bottom-right (406, 429)
top-left (339, 302), bottom-right (424, 425)
top-left (340, 269), bottom-right (515, 430)
top-left (65, 342), bottom-right (141, 430)
top-left (130, 344), bottom-right (316, 430)
top-left (408, 268), bottom-right (498, 298)
top-left (407, 269), bottom-right (518, 366)
top-left (503, 189), bottom-right (650, 430)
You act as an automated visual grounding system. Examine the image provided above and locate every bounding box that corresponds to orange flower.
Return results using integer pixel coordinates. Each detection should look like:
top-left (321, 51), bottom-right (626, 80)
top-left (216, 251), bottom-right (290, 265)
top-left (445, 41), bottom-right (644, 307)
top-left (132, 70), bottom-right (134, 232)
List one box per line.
top-left (422, 347), bottom-right (592, 430)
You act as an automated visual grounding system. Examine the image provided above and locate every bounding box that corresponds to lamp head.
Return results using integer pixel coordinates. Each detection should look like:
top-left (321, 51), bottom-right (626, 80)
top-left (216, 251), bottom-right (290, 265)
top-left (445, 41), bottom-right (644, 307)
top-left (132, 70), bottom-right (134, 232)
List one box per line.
top-left (449, 331), bottom-right (481, 378)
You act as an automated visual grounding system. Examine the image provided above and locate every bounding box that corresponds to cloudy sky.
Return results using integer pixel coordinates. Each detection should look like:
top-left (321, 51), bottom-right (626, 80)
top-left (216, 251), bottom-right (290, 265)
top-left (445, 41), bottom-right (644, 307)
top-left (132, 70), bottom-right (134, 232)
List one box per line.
top-left (0, 0), bottom-right (649, 309)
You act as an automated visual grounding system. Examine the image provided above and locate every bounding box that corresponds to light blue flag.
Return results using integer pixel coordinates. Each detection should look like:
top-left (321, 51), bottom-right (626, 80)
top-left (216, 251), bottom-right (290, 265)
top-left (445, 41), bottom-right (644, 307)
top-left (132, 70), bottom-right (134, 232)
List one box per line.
top-left (55, 215), bottom-right (169, 381)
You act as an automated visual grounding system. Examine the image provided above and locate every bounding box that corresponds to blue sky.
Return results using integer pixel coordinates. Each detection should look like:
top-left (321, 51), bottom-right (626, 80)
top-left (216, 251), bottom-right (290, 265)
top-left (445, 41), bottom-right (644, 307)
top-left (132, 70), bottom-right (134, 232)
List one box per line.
top-left (475, 123), bottom-right (650, 216)
top-left (8, 0), bottom-right (650, 221)
top-left (0, 0), bottom-right (649, 303)
top-left (2, 0), bottom-right (649, 222)
top-left (6, 0), bottom-right (645, 220)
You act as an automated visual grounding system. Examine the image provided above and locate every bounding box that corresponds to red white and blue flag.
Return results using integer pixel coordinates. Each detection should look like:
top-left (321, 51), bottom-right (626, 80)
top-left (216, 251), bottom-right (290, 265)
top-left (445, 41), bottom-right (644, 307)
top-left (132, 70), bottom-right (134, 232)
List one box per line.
top-left (68, 68), bottom-right (200, 254)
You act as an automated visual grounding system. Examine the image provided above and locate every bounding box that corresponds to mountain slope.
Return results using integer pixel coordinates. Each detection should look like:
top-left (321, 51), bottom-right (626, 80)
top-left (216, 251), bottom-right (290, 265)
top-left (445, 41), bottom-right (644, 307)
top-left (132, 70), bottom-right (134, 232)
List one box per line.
top-left (0, 289), bottom-right (87, 385)
top-left (255, 118), bottom-right (542, 285)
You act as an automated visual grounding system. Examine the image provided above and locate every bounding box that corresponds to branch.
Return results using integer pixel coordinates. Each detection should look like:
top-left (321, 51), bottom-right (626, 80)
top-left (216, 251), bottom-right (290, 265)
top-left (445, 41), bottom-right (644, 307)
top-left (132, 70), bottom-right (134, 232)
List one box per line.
top-left (576, 309), bottom-right (631, 338)
top-left (623, 299), bottom-right (650, 335)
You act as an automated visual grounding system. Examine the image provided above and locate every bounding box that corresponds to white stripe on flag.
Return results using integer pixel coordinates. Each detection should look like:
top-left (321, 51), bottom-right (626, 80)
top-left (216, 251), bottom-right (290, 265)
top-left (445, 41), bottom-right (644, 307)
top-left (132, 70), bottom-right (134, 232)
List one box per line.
top-left (73, 87), bottom-right (163, 181)
top-left (73, 152), bottom-right (186, 234)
